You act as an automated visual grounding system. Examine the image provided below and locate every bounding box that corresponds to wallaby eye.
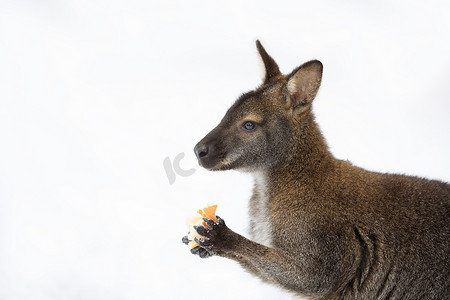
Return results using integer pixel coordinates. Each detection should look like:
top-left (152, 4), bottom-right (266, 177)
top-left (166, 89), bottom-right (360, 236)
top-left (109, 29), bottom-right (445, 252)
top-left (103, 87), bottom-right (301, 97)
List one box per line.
top-left (242, 121), bottom-right (256, 131)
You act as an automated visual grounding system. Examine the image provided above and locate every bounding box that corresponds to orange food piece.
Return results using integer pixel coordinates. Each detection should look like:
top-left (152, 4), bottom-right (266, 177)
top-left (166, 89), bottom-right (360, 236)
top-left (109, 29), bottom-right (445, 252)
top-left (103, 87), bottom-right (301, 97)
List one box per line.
top-left (197, 204), bottom-right (218, 228)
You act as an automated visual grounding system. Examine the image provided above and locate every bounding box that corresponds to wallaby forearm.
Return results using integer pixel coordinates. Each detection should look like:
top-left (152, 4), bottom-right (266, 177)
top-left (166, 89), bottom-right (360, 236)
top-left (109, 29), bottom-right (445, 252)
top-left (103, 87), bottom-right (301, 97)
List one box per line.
top-left (196, 218), bottom-right (335, 297)
top-left (227, 242), bottom-right (309, 293)
top-left (222, 233), bottom-right (293, 280)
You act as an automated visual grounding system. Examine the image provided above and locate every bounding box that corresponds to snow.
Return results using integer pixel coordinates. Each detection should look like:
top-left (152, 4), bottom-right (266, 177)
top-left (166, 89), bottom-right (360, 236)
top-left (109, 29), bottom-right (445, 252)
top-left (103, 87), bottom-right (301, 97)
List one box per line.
top-left (0, 1), bottom-right (449, 299)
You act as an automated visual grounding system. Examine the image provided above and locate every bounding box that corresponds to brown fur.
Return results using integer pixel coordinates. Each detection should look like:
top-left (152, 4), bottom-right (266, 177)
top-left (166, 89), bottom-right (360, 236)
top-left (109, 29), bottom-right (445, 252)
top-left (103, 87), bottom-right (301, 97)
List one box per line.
top-left (186, 41), bottom-right (450, 299)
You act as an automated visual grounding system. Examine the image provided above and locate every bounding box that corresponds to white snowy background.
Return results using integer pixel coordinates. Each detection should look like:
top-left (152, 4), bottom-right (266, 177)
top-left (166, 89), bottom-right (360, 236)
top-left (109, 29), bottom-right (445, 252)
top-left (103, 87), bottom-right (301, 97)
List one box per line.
top-left (0, 1), bottom-right (449, 299)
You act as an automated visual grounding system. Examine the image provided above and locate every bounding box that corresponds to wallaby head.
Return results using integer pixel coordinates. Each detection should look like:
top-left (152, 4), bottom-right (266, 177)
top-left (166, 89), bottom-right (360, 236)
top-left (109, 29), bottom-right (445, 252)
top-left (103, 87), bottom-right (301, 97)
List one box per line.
top-left (194, 41), bottom-right (323, 173)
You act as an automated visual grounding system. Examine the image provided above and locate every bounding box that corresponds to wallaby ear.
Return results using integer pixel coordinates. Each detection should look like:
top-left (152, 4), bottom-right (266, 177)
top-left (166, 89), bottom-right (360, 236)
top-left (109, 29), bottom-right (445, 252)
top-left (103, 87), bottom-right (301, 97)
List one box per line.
top-left (286, 60), bottom-right (323, 110)
top-left (256, 40), bottom-right (282, 83)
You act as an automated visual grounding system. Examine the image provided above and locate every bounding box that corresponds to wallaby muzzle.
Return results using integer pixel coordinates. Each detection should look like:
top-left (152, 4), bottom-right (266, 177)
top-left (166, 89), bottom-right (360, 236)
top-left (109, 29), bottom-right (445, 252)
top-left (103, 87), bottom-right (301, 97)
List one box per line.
top-left (194, 132), bottom-right (225, 170)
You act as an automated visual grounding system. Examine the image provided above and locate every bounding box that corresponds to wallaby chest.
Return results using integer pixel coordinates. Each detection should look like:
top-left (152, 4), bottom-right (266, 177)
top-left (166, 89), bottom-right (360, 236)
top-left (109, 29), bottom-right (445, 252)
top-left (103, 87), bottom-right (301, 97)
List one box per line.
top-left (249, 172), bottom-right (274, 247)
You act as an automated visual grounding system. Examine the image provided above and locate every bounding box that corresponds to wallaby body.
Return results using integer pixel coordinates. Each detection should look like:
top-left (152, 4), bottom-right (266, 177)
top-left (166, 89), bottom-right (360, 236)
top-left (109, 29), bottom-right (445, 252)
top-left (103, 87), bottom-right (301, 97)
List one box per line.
top-left (184, 41), bottom-right (450, 299)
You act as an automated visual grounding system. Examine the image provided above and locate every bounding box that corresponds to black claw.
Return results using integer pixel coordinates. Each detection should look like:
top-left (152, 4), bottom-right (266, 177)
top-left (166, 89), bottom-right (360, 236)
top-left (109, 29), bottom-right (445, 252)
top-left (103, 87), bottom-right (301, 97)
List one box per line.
top-left (194, 237), bottom-right (202, 245)
top-left (194, 225), bottom-right (209, 236)
top-left (195, 237), bottom-right (210, 246)
top-left (199, 248), bottom-right (210, 258)
top-left (190, 246), bottom-right (200, 254)
top-left (203, 218), bottom-right (217, 229)
top-left (216, 215), bottom-right (225, 225)
top-left (182, 236), bottom-right (190, 245)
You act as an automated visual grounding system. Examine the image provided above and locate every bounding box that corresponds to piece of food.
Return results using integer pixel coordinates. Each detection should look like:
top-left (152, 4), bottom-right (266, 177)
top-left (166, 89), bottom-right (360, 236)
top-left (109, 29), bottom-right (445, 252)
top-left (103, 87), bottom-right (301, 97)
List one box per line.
top-left (186, 205), bottom-right (218, 248)
top-left (197, 204), bottom-right (218, 226)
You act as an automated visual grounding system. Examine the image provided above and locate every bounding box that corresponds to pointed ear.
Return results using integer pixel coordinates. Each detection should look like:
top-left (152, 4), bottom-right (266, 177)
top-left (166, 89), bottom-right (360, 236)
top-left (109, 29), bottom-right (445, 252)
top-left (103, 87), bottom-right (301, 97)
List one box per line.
top-left (286, 60), bottom-right (323, 110)
top-left (256, 40), bottom-right (282, 83)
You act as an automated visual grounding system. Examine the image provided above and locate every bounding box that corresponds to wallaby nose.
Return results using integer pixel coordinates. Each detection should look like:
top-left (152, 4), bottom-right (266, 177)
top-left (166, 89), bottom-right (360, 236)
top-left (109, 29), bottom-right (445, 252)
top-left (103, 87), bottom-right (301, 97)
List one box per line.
top-left (194, 144), bottom-right (209, 159)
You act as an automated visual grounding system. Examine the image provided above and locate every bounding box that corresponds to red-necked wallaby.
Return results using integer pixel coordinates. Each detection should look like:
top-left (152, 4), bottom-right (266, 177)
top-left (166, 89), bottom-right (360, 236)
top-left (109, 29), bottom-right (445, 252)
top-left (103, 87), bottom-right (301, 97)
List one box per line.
top-left (182, 41), bottom-right (449, 299)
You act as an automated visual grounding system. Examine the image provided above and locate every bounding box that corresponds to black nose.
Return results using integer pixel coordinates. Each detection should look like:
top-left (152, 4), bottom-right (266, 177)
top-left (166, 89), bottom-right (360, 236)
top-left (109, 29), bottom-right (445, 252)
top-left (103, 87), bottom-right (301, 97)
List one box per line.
top-left (194, 144), bottom-right (208, 159)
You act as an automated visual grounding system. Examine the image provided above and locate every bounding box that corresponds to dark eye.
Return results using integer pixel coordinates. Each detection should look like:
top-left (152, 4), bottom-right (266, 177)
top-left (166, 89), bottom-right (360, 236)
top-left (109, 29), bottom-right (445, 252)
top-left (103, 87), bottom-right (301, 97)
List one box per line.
top-left (242, 121), bottom-right (256, 131)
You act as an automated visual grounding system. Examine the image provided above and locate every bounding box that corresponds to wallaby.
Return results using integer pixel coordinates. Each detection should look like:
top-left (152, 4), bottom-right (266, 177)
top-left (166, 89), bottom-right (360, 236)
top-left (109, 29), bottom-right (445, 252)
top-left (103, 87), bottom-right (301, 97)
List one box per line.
top-left (182, 41), bottom-right (450, 299)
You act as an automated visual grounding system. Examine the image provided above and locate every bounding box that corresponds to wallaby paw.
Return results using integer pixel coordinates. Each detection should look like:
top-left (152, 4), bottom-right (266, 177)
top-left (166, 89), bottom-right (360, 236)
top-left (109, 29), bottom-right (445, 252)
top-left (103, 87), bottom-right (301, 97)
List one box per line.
top-left (192, 216), bottom-right (231, 256)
